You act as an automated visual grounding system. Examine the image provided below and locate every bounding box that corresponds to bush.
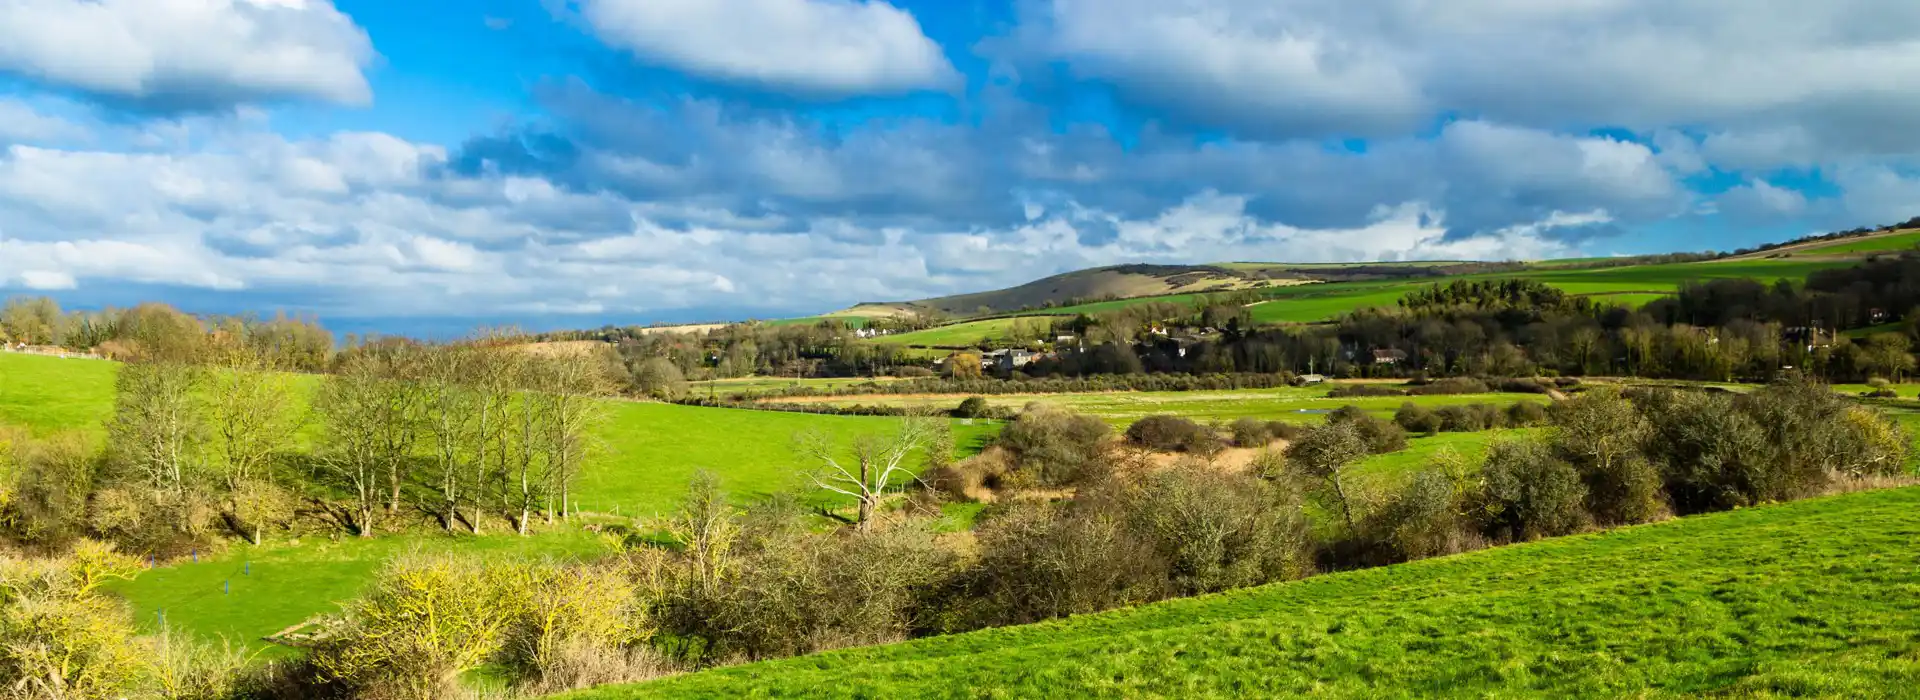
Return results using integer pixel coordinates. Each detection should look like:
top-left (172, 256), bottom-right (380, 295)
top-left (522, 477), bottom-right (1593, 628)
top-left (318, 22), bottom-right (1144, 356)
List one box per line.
top-left (994, 405), bottom-right (1111, 487)
top-left (957, 505), bottom-right (1165, 629)
top-left (953, 396), bottom-right (990, 419)
top-left (1120, 470), bottom-right (1311, 596)
top-left (1549, 389), bottom-right (1664, 525)
top-left (1505, 401), bottom-right (1549, 426)
top-left (1328, 406), bottom-right (1407, 454)
top-left (1406, 378), bottom-right (1491, 396)
top-left (1126, 415), bottom-right (1217, 454)
top-left (1364, 470), bottom-right (1471, 563)
top-left (1394, 403), bottom-right (1441, 435)
top-left (1435, 405), bottom-right (1481, 432)
top-left (1230, 417), bottom-right (1274, 447)
top-left (1478, 439), bottom-right (1589, 541)
top-left (311, 554), bottom-right (520, 698)
top-left (1267, 421), bottom-right (1307, 442)
top-left (1492, 378), bottom-right (1551, 395)
top-left (1327, 384), bottom-right (1403, 398)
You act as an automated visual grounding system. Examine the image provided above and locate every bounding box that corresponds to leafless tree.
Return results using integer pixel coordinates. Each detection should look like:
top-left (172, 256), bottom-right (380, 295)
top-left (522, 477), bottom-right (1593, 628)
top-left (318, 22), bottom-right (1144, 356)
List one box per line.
top-left (107, 360), bottom-right (207, 495)
top-left (798, 417), bottom-right (939, 531)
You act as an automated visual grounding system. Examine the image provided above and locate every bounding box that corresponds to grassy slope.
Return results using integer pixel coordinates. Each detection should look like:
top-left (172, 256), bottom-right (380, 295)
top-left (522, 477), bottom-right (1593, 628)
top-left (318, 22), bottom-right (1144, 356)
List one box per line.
top-left (1001, 258), bottom-right (1848, 327)
top-left (1766, 229), bottom-right (1920, 257)
top-left (571, 485), bottom-right (1920, 699)
top-left (867, 317), bottom-right (1063, 348)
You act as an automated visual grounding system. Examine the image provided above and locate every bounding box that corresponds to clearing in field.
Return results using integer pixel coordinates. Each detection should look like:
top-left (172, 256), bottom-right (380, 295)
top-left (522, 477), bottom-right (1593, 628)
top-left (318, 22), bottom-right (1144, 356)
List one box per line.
top-left (566, 484), bottom-right (1920, 699)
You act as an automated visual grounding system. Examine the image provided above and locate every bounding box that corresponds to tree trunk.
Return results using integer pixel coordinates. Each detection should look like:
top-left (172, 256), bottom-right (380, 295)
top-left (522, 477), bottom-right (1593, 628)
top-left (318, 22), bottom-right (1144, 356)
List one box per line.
top-left (856, 496), bottom-right (875, 532)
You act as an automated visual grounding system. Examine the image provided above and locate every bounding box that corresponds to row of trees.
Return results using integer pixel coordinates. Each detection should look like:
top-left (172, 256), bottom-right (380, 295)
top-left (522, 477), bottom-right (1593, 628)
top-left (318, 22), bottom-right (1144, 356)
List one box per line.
top-left (2, 297), bottom-right (334, 372)
top-left (0, 337), bottom-right (615, 558)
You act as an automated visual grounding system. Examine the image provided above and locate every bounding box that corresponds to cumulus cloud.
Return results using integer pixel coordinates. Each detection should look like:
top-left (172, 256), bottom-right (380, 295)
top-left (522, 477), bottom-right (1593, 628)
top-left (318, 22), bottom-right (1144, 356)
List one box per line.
top-left (0, 0), bottom-right (375, 110)
top-left (0, 116), bottom-right (1601, 322)
top-left (576, 0), bottom-right (958, 97)
top-left (1018, 0), bottom-right (1920, 150)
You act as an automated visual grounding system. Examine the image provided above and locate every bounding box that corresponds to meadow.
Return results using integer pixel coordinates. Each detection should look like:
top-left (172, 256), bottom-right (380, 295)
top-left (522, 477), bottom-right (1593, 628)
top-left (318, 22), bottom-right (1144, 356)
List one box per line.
top-left (0, 351), bottom-right (999, 650)
top-left (765, 386), bottom-right (1552, 427)
top-left (867, 316), bottom-right (1062, 348)
top-left (568, 485), bottom-right (1920, 699)
top-left (990, 258), bottom-right (1849, 328)
top-left (1781, 229), bottom-right (1920, 256)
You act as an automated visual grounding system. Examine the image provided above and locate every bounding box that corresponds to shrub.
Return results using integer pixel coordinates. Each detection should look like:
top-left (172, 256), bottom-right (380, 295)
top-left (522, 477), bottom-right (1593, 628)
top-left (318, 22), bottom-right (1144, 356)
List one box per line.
top-left (1550, 389), bottom-right (1664, 525)
top-left (1406, 378), bottom-right (1491, 396)
top-left (1328, 406), bottom-right (1407, 454)
top-left (311, 554), bottom-right (520, 698)
top-left (1435, 405), bottom-right (1481, 432)
top-left (1267, 421), bottom-right (1307, 442)
top-left (1394, 403), bottom-right (1441, 435)
top-left (1364, 470), bottom-right (1470, 563)
top-left (995, 405), bottom-right (1111, 486)
top-left (0, 543), bottom-right (149, 699)
top-left (954, 396), bottom-right (990, 419)
top-left (1326, 384), bottom-right (1403, 398)
top-left (957, 505), bottom-right (1165, 629)
top-left (1230, 417), bottom-right (1274, 448)
top-left (1478, 439), bottom-right (1589, 541)
top-left (1492, 378), bottom-right (1551, 395)
top-left (1505, 401), bottom-right (1549, 427)
top-left (1121, 470), bottom-right (1312, 596)
top-left (1126, 415), bottom-right (1217, 454)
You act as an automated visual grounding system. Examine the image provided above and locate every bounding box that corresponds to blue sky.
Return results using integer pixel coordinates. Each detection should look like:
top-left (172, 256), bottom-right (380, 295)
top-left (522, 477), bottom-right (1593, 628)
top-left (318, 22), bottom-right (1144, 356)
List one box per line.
top-left (2, 0), bottom-right (1919, 331)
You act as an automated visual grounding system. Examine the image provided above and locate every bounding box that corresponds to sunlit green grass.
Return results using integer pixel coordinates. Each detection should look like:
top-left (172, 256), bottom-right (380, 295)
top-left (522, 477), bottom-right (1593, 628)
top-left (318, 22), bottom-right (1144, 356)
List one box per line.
top-left (106, 529), bottom-right (610, 656)
top-left (567, 485), bottom-right (1920, 699)
top-left (1788, 229), bottom-right (1920, 256)
top-left (0, 352), bottom-right (1000, 652)
top-left (867, 316), bottom-right (1064, 348)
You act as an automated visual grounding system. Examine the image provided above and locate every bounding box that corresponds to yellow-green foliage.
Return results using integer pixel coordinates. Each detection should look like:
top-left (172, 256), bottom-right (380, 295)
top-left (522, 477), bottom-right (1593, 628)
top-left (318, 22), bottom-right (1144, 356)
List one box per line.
top-left (312, 553), bottom-right (520, 696)
top-left (0, 541), bottom-right (147, 699)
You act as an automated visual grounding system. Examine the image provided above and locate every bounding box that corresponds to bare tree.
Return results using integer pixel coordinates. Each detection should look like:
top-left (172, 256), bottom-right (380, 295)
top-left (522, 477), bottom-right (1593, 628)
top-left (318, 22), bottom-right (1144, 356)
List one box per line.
top-left (798, 417), bottom-right (938, 531)
top-left (315, 366), bottom-right (392, 537)
top-left (107, 360), bottom-right (207, 495)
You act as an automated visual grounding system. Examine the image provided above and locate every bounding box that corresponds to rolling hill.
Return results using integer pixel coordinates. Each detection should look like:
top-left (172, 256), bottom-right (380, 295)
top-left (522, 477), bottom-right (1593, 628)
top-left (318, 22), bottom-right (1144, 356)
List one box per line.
top-left (566, 484), bottom-right (1920, 698)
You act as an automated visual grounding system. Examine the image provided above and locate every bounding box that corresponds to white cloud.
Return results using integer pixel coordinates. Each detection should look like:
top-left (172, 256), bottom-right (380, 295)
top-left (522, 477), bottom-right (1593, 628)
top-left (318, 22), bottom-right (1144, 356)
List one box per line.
top-left (0, 98), bottom-right (86, 143)
top-left (0, 0), bottom-right (375, 109)
top-left (17, 270), bottom-right (75, 290)
top-left (577, 0), bottom-right (958, 96)
top-left (1021, 0), bottom-right (1920, 148)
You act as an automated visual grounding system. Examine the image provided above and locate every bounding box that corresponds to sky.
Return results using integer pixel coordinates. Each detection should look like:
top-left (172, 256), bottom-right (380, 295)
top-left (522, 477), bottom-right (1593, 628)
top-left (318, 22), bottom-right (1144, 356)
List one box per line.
top-left (2, 0), bottom-right (1919, 332)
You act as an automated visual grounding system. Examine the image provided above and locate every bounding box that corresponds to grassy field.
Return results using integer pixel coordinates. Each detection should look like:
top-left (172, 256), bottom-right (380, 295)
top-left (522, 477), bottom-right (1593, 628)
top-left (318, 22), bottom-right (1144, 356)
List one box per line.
top-left (107, 529), bottom-right (611, 656)
top-left (0, 353), bottom-right (117, 436)
top-left (1785, 229), bottom-right (1920, 256)
top-left (764, 386), bottom-right (1550, 427)
top-left (568, 484), bottom-right (1920, 699)
top-left (868, 316), bottom-right (1062, 348)
top-left (0, 352), bottom-right (1001, 652)
top-left (994, 258), bottom-right (1847, 327)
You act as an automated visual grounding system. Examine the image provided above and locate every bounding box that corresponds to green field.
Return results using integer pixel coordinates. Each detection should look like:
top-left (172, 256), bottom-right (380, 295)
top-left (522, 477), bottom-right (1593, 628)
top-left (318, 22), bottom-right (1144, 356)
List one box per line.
top-left (1786, 229), bottom-right (1920, 256)
top-left (106, 529), bottom-right (611, 655)
top-left (866, 316), bottom-right (1063, 348)
top-left (0, 352), bottom-right (999, 651)
top-left (568, 485), bottom-right (1920, 699)
top-left (0, 353), bottom-right (117, 436)
top-left (990, 258), bottom-right (1847, 327)
top-left (767, 386), bottom-right (1550, 427)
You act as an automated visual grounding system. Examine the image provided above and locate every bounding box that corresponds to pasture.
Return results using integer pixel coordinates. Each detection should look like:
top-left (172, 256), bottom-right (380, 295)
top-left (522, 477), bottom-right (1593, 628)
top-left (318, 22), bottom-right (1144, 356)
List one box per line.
top-left (568, 485), bottom-right (1920, 698)
top-left (0, 352), bottom-right (999, 652)
top-left (867, 316), bottom-right (1062, 348)
top-left (761, 386), bottom-right (1552, 427)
